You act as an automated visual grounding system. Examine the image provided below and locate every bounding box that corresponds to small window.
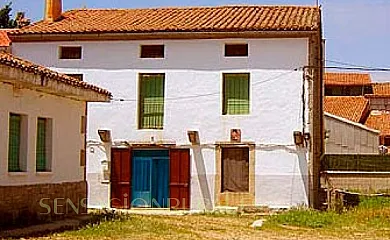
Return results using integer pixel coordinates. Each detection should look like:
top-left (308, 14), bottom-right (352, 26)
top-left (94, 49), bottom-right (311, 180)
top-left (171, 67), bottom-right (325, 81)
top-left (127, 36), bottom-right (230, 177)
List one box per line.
top-left (140, 45), bottom-right (164, 58)
top-left (80, 116), bottom-right (86, 134)
top-left (60, 46), bottom-right (82, 59)
top-left (67, 74), bottom-right (84, 81)
top-left (36, 118), bottom-right (53, 172)
top-left (223, 73), bottom-right (250, 115)
top-left (221, 147), bottom-right (249, 192)
top-left (80, 149), bottom-right (86, 167)
top-left (8, 113), bottom-right (27, 172)
top-left (384, 137), bottom-right (390, 147)
top-left (225, 44), bottom-right (248, 57)
top-left (138, 73), bottom-right (165, 129)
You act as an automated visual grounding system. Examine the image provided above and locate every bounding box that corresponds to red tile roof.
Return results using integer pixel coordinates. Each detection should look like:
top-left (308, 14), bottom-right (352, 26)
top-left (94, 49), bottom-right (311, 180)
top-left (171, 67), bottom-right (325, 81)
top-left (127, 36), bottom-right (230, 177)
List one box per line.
top-left (324, 72), bottom-right (372, 86)
top-left (12, 5), bottom-right (320, 35)
top-left (371, 82), bottom-right (390, 96)
top-left (365, 111), bottom-right (390, 136)
top-left (0, 52), bottom-right (111, 97)
top-left (0, 30), bottom-right (11, 47)
top-left (324, 96), bottom-right (368, 122)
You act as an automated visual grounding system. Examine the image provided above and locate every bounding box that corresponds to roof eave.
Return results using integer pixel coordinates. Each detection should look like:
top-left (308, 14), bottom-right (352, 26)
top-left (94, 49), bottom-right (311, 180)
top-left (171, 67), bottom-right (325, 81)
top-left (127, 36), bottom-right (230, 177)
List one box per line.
top-left (0, 65), bottom-right (111, 102)
top-left (9, 30), bottom-right (319, 42)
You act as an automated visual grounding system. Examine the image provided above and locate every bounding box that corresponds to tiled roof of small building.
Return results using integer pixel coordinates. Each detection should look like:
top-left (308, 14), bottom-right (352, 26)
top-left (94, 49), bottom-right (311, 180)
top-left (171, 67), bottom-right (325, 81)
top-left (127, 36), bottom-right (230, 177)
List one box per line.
top-left (324, 72), bottom-right (372, 86)
top-left (365, 111), bottom-right (390, 136)
top-left (0, 30), bottom-right (11, 47)
top-left (324, 96), bottom-right (368, 123)
top-left (11, 5), bottom-right (320, 35)
top-left (0, 52), bottom-right (111, 97)
top-left (372, 82), bottom-right (390, 96)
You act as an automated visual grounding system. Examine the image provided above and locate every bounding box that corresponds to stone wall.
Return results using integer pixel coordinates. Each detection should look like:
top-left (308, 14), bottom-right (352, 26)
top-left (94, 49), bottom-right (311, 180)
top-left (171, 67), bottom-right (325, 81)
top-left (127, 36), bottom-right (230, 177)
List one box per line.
top-left (0, 181), bottom-right (87, 229)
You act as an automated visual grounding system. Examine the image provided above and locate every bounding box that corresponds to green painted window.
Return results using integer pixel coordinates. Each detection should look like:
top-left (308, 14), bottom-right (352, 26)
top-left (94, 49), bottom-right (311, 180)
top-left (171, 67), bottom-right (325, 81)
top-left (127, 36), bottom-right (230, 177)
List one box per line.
top-left (223, 73), bottom-right (250, 115)
top-left (139, 74), bottom-right (165, 129)
top-left (36, 118), bottom-right (47, 172)
top-left (8, 114), bottom-right (21, 172)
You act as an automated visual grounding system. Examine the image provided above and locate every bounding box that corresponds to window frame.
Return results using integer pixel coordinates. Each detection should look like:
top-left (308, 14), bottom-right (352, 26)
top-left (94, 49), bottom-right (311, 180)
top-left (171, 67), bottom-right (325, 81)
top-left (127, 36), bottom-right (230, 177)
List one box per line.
top-left (36, 117), bottom-right (53, 172)
top-left (59, 46), bottom-right (82, 60)
top-left (224, 43), bottom-right (249, 57)
top-left (8, 113), bottom-right (28, 172)
top-left (222, 73), bottom-right (250, 115)
top-left (138, 73), bottom-right (166, 130)
top-left (140, 45), bottom-right (165, 59)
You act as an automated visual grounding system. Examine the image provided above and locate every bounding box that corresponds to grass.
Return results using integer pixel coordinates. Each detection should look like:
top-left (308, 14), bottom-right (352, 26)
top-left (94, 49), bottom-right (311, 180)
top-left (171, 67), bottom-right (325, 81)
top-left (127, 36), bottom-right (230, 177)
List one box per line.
top-left (264, 196), bottom-right (390, 238)
top-left (27, 197), bottom-right (390, 240)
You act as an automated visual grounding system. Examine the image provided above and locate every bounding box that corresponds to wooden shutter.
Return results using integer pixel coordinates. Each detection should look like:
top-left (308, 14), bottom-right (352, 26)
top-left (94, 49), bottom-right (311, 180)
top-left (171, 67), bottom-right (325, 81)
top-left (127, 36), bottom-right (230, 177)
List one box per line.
top-left (8, 114), bottom-right (21, 172)
top-left (169, 149), bottom-right (190, 210)
top-left (36, 118), bottom-right (47, 172)
top-left (223, 73), bottom-right (250, 115)
top-left (111, 148), bottom-right (132, 209)
top-left (139, 74), bottom-right (165, 129)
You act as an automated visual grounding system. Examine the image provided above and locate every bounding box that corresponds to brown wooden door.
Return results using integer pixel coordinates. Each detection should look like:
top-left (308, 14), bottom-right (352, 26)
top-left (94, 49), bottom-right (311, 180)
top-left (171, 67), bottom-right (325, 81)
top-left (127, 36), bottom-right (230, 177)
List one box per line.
top-left (169, 149), bottom-right (190, 210)
top-left (110, 148), bottom-right (132, 209)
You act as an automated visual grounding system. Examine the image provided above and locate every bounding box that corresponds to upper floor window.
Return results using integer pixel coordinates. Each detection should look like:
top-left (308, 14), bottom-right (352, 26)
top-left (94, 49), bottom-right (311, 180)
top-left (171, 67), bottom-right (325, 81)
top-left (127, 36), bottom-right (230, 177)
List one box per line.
top-left (59, 46), bottom-right (82, 59)
top-left (67, 74), bottom-right (84, 81)
top-left (140, 45), bottom-right (164, 58)
top-left (138, 73), bottom-right (165, 129)
top-left (224, 44), bottom-right (248, 57)
top-left (222, 73), bottom-right (250, 115)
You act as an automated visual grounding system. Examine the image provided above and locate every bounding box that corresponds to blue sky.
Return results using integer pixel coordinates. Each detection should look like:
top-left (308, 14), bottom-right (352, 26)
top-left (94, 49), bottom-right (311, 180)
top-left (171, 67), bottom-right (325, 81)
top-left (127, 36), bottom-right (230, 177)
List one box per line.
top-left (3, 0), bottom-right (390, 81)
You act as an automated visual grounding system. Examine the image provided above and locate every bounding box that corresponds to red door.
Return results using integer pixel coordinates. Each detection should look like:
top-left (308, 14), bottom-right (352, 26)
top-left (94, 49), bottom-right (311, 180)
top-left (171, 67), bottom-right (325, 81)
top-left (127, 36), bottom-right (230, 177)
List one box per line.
top-left (110, 148), bottom-right (132, 209)
top-left (169, 149), bottom-right (190, 210)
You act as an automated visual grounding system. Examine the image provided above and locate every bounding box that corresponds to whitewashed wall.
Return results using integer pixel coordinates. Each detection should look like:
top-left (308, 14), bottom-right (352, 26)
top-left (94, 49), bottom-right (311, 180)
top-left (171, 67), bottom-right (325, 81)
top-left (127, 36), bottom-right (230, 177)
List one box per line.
top-left (0, 82), bottom-right (85, 186)
top-left (325, 113), bottom-right (379, 154)
top-left (13, 38), bottom-right (310, 209)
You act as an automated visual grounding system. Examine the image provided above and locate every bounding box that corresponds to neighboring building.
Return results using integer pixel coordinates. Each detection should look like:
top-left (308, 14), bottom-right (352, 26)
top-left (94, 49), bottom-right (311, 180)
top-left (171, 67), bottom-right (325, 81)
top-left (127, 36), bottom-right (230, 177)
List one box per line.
top-left (325, 112), bottom-right (379, 154)
top-left (0, 30), bottom-right (12, 52)
top-left (324, 72), bottom-right (390, 148)
top-left (9, 0), bottom-right (324, 210)
top-left (0, 52), bottom-right (111, 226)
top-left (324, 72), bottom-right (373, 96)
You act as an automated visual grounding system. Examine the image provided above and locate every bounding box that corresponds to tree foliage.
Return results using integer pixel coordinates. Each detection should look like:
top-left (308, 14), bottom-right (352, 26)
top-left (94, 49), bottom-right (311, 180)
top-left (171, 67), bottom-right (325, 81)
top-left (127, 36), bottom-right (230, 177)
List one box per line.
top-left (0, 2), bottom-right (30, 29)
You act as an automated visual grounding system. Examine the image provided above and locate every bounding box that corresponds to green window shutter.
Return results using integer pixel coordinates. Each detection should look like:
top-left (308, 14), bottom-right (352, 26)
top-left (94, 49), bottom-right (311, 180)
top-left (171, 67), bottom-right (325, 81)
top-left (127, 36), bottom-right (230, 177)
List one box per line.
top-left (139, 74), bottom-right (165, 129)
top-left (223, 73), bottom-right (250, 115)
top-left (8, 114), bottom-right (21, 172)
top-left (36, 118), bottom-right (47, 172)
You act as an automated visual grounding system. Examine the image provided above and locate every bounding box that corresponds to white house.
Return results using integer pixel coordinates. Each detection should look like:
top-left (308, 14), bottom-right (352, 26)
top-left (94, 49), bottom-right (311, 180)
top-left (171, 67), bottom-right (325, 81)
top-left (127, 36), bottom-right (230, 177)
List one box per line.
top-left (0, 52), bottom-right (111, 227)
top-left (9, 0), bottom-right (324, 210)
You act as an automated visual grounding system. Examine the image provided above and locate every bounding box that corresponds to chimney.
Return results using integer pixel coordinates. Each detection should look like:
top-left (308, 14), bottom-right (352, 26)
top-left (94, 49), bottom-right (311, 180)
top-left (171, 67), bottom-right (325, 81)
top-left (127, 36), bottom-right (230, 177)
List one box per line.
top-left (45, 0), bottom-right (62, 22)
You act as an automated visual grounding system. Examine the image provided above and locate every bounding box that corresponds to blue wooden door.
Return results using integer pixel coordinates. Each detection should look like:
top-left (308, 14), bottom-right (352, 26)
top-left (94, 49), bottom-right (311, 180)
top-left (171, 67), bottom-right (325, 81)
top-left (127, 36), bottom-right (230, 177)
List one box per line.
top-left (132, 157), bottom-right (152, 207)
top-left (152, 157), bottom-right (169, 208)
top-left (132, 150), bottom-right (169, 208)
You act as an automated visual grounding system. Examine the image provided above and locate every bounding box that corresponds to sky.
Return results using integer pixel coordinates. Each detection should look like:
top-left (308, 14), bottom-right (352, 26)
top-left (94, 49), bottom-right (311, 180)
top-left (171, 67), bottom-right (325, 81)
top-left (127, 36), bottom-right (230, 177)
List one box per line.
top-left (3, 0), bottom-right (390, 81)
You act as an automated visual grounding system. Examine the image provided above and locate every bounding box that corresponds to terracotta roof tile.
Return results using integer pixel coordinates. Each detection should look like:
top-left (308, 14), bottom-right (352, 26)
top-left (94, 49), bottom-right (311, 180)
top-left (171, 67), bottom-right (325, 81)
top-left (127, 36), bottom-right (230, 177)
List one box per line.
top-left (372, 82), bottom-right (390, 96)
top-left (0, 52), bottom-right (111, 97)
top-left (0, 30), bottom-right (11, 47)
top-left (324, 96), bottom-right (368, 122)
top-left (12, 5), bottom-right (320, 35)
top-left (365, 111), bottom-right (390, 136)
top-left (324, 72), bottom-right (372, 86)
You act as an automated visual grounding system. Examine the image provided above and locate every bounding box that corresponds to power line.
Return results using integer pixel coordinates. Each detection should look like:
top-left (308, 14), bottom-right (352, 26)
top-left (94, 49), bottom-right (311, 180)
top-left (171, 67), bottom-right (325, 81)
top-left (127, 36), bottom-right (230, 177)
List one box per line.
top-left (325, 66), bottom-right (390, 72)
top-left (324, 59), bottom-right (390, 71)
top-left (111, 69), bottom-right (299, 102)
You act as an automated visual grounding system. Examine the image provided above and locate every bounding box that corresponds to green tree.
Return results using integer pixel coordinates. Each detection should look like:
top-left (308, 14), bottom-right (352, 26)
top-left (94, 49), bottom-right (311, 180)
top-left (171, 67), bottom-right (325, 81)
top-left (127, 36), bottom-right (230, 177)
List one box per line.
top-left (0, 2), bottom-right (30, 28)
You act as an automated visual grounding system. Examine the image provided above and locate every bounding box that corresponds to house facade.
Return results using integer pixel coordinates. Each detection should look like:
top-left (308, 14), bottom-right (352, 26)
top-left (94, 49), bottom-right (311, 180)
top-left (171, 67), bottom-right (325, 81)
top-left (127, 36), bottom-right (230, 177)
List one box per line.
top-left (0, 52), bottom-right (111, 227)
top-left (9, 0), bottom-right (324, 210)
